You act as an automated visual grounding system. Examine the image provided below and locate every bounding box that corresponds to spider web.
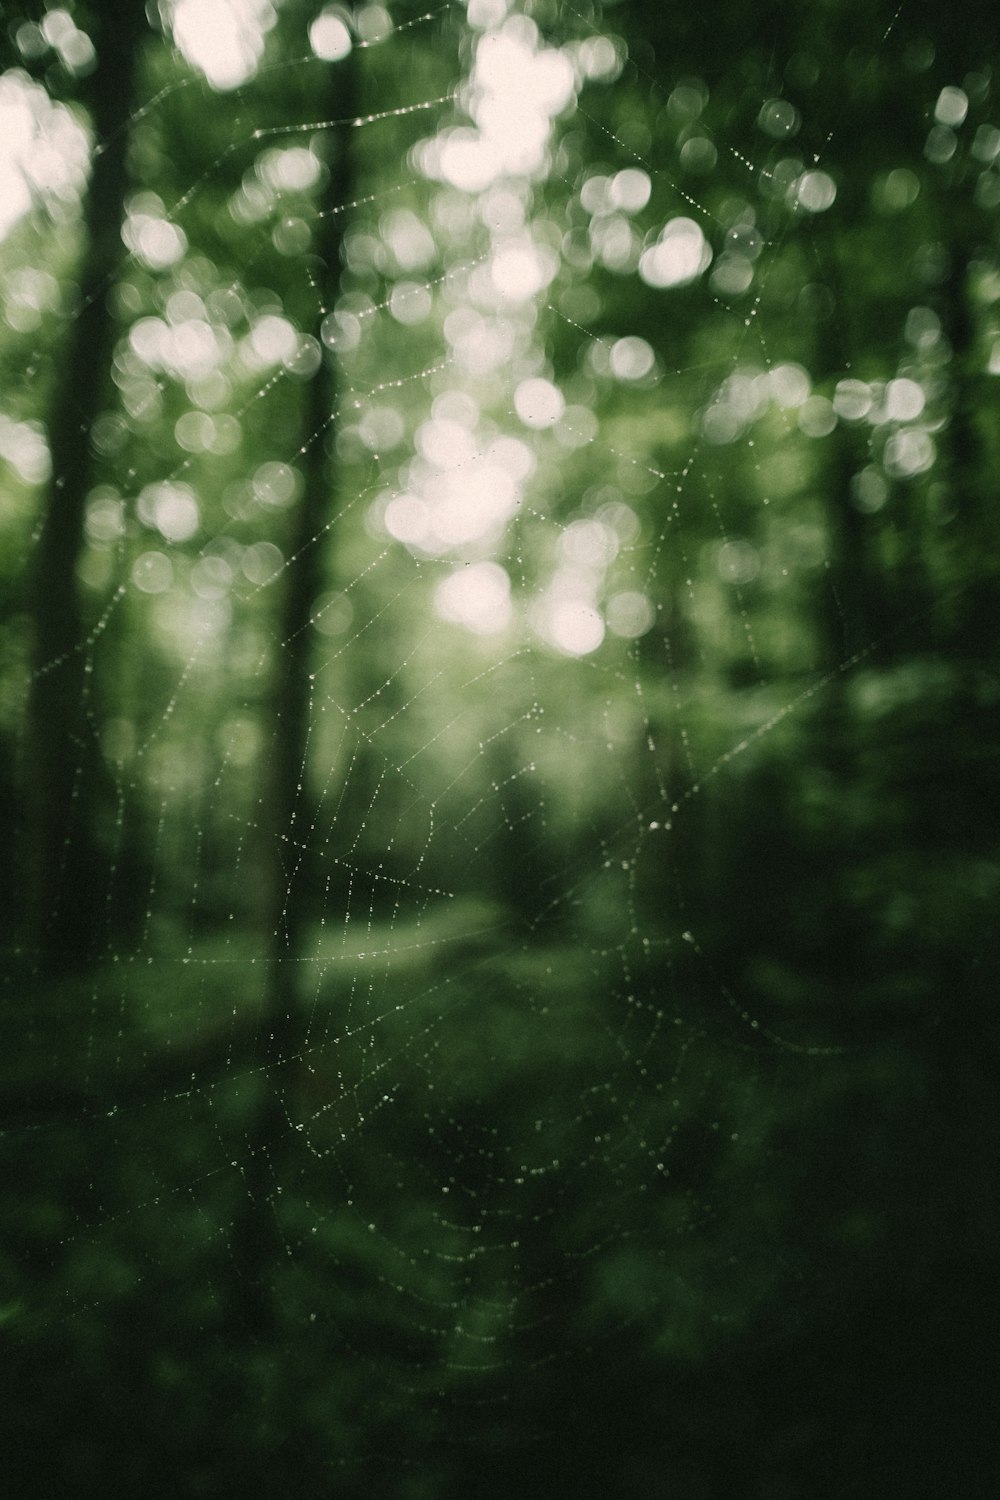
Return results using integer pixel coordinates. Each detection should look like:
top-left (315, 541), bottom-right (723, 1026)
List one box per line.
top-left (3, 0), bottom-right (997, 1492)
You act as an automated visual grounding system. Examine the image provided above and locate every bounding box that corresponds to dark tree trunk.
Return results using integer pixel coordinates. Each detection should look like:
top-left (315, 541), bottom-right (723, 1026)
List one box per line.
top-left (26, 0), bottom-right (148, 973)
top-left (232, 47), bottom-right (358, 1331)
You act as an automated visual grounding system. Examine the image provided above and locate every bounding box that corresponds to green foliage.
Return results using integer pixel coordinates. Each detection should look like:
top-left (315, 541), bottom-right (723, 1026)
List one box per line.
top-left (1, 0), bottom-right (998, 1492)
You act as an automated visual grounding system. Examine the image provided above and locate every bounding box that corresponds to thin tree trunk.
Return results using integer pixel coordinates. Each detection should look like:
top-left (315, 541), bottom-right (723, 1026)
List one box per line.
top-left (232, 47), bottom-right (358, 1330)
top-left (27, 1), bottom-right (147, 973)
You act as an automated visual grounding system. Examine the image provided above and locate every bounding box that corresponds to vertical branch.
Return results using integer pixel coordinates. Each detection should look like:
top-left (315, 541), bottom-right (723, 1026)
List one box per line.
top-left (232, 43), bottom-right (358, 1329)
top-left (26, 1), bottom-right (147, 973)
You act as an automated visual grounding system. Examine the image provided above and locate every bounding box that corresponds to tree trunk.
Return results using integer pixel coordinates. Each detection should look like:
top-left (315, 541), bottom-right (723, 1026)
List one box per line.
top-left (26, 1), bottom-right (147, 973)
top-left (231, 45), bottom-right (358, 1331)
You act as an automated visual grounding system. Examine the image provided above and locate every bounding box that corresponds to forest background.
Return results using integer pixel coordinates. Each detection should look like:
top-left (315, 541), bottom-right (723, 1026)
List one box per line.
top-left (1, 0), bottom-right (998, 1494)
